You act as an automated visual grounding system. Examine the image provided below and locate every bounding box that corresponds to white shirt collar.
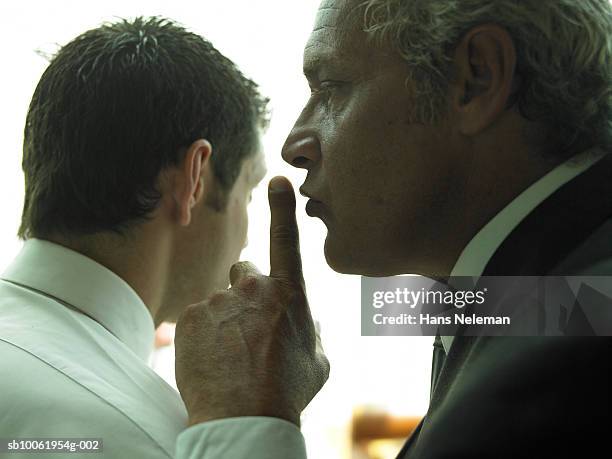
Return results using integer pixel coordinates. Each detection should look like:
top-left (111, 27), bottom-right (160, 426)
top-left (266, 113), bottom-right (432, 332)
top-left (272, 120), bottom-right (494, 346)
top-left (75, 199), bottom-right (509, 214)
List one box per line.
top-left (1, 238), bottom-right (155, 361)
top-left (441, 148), bottom-right (607, 353)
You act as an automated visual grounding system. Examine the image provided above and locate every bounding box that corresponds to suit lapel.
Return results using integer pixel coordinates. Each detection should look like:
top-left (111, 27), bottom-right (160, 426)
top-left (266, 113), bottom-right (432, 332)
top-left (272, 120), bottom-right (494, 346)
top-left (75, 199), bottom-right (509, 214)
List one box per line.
top-left (439, 152), bottom-right (612, 399)
top-left (483, 153), bottom-right (612, 276)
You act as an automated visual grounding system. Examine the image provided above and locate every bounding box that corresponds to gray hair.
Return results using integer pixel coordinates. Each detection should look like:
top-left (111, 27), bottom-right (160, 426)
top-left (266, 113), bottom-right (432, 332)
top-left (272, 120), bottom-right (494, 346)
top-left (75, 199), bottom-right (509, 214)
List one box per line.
top-left (359, 0), bottom-right (612, 158)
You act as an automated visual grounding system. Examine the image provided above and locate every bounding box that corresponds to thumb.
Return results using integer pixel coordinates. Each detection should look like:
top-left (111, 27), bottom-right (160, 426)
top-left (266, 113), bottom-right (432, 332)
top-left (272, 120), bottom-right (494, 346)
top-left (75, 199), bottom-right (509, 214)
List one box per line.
top-left (268, 176), bottom-right (304, 285)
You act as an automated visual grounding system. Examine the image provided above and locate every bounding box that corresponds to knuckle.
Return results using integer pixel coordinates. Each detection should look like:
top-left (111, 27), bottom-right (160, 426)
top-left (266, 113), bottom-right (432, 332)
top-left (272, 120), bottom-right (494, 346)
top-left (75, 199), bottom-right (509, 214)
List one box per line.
top-left (230, 262), bottom-right (261, 287)
top-left (178, 302), bottom-right (201, 321)
top-left (234, 275), bottom-right (260, 293)
top-left (242, 261), bottom-right (259, 272)
top-left (175, 302), bottom-right (206, 337)
top-left (208, 290), bottom-right (231, 306)
top-left (230, 260), bottom-right (250, 274)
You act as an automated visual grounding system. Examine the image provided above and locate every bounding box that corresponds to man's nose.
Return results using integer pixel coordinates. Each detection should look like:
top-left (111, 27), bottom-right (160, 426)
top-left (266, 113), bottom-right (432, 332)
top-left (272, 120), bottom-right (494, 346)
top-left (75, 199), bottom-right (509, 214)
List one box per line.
top-left (281, 130), bottom-right (321, 170)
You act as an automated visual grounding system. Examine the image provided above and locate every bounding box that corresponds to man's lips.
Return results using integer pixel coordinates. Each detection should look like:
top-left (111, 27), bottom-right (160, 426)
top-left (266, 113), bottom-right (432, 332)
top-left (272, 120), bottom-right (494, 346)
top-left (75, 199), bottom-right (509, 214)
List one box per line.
top-left (299, 187), bottom-right (326, 218)
top-left (299, 186), bottom-right (319, 201)
top-left (305, 199), bottom-right (326, 217)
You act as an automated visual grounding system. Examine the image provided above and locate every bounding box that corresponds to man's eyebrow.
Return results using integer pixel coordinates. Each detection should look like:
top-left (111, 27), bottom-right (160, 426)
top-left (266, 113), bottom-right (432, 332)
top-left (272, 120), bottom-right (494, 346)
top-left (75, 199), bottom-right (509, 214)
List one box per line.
top-left (304, 50), bottom-right (347, 81)
top-left (303, 56), bottom-right (322, 80)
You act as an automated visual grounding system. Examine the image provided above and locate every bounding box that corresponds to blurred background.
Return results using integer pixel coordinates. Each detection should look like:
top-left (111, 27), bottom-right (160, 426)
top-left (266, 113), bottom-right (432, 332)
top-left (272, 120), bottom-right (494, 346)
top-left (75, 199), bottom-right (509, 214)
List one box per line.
top-left (0, 1), bottom-right (432, 457)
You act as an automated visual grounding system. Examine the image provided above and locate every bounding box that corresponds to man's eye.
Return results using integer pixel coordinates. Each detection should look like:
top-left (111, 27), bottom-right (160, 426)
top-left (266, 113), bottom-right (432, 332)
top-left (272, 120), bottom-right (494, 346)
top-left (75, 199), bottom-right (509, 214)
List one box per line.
top-left (310, 80), bottom-right (341, 95)
top-left (320, 80), bottom-right (338, 89)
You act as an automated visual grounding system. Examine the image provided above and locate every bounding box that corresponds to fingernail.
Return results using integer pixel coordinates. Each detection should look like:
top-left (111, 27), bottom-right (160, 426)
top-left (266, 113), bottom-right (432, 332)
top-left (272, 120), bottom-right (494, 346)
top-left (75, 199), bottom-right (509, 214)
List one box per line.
top-left (269, 177), bottom-right (290, 193)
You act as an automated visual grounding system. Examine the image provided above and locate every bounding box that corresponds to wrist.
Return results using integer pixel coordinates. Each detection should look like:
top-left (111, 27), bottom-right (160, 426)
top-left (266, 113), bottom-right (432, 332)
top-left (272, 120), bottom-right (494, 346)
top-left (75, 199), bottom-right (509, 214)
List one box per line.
top-left (187, 408), bottom-right (300, 428)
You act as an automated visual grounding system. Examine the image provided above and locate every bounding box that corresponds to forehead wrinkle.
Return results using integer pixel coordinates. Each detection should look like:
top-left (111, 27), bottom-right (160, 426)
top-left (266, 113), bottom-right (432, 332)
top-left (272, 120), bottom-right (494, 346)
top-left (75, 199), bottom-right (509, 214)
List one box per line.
top-left (318, 0), bottom-right (355, 10)
top-left (305, 1), bottom-right (364, 74)
top-left (314, 0), bottom-right (360, 26)
top-left (304, 23), bottom-right (337, 54)
top-left (305, 31), bottom-right (335, 51)
top-left (311, 24), bottom-right (337, 33)
top-left (304, 24), bottom-right (356, 56)
top-left (313, 2), bottom-right (362, 40)
top-left (314, 10), bottom-right (343, 28)
top-left (303, 32), bottom-right (341, 77)
top-left (317, 0), bottom-right (340, 9)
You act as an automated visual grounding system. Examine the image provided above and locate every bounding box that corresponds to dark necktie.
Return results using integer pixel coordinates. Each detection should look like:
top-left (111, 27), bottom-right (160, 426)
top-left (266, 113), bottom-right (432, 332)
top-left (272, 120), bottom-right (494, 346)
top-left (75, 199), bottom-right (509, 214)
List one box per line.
top-left (430, 333), bottom-right (446, 398)
top-left (396, 333), bottom-right (447, 458)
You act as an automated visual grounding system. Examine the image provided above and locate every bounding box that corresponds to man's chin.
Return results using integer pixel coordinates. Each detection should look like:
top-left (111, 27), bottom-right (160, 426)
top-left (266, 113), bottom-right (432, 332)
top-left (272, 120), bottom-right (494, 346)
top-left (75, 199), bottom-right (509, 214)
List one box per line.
top-left (323, 237), bottom-right (392, 277)
top-left (323, 233), bottom-right (427, 277)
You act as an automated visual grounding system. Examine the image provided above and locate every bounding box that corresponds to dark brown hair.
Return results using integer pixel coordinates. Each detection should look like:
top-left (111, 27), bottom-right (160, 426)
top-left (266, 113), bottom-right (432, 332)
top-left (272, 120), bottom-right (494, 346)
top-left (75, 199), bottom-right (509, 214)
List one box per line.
top-left (20, 16), bottom-right (269, 239)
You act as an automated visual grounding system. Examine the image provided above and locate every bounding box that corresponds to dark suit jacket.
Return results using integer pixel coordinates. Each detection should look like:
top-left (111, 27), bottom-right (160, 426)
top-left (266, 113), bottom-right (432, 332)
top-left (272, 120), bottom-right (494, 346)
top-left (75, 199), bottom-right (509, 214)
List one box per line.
top-left (399, 153), bottom-right (612, 458)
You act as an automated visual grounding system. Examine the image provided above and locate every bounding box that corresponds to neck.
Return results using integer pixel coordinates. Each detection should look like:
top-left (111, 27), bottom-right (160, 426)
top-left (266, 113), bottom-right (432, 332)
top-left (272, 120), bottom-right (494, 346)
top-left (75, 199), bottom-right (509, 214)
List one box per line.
top-left (46, 224), bottom-right (172, 327)
top-left (420, 136), bottom-right (563, 279)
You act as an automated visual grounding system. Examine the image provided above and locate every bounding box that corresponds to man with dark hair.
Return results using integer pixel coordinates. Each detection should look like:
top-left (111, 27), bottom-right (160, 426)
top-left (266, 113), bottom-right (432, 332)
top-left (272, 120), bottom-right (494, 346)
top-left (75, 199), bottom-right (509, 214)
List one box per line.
top-left (173, 0), bottom-right (612, 457)
top-left (0, 16), bottom-right (267, 458)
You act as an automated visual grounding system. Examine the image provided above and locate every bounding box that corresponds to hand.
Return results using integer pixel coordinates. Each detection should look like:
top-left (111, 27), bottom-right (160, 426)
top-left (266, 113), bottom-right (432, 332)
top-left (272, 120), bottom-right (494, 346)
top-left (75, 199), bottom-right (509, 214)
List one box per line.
top-left (174, 176), bottom-right (330, 427)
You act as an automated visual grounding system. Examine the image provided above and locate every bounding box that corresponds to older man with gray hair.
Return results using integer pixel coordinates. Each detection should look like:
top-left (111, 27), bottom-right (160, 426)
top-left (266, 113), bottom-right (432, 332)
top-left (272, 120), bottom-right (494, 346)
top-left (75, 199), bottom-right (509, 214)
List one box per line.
top-left (174, 0), bottom-right (612, 458)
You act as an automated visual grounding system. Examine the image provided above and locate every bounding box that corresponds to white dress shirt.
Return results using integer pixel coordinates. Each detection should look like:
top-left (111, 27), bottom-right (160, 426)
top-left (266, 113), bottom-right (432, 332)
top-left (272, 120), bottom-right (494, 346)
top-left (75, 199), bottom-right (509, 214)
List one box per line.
top-left (0, 239), bottom-right (187, 458)
top-left (0, 238), bottom-right (305, 458)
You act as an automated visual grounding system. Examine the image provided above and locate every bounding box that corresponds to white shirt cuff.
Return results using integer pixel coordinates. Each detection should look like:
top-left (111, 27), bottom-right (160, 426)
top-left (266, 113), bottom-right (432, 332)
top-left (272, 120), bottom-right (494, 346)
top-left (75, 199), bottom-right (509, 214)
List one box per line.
top-left (176, 416), bottom-right (307, 459)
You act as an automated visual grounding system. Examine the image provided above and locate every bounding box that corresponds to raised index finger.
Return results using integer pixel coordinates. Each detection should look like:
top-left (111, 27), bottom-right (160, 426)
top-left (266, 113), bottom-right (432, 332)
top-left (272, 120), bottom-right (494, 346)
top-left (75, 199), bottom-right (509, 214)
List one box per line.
top-left (268, 176), bottom-right (304, 285)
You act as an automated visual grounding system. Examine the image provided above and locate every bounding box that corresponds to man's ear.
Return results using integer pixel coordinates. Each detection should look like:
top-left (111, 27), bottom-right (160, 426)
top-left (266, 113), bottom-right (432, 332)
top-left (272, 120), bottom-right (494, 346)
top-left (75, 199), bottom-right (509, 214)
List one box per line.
top-left (176, 139), bottom-right (212, 227)
top-left (450, 24), bottom-right (518, 136)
